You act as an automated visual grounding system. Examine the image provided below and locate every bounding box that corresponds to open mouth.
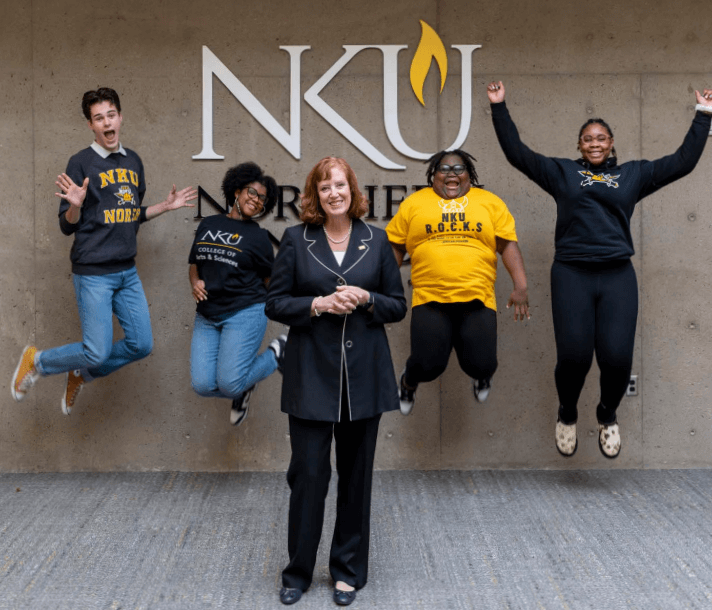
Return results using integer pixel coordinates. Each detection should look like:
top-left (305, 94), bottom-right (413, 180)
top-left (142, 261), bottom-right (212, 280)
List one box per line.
top-left (104, 130), bottom-right (116, 139)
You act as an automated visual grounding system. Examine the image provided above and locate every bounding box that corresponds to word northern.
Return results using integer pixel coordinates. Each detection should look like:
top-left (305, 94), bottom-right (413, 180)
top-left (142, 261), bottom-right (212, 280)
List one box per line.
top-left (194, 184), bottom-right (430, 223)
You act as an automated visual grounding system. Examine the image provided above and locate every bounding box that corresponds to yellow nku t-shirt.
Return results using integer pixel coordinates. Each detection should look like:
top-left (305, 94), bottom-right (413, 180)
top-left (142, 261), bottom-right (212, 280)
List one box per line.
top-left (386, 187), bottom-right (518, 310)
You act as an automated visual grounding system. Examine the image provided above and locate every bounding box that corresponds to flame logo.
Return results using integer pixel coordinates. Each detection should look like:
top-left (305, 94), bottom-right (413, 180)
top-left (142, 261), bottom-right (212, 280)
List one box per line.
top-left (410, 20), bottom-right (448, 106)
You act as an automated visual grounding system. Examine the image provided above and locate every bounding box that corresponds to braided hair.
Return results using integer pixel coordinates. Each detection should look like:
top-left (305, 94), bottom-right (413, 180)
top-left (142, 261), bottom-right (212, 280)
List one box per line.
top-left (424, 149), bottom-right (483, 188)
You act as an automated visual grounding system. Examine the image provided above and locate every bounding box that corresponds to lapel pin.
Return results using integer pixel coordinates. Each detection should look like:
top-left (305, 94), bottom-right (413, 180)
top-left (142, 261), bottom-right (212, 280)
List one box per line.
top-left (358, 245), bottom-right (366, 250)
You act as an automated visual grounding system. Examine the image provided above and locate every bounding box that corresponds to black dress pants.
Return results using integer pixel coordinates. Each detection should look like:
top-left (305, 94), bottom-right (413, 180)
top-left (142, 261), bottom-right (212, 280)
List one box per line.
top-left (282, 403), bottom-right (381, 591)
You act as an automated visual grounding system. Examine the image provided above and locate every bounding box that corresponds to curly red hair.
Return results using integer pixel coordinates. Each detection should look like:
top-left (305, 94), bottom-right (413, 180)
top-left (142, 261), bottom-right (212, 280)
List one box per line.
top-left (300, 157), bottom-right (368, 225)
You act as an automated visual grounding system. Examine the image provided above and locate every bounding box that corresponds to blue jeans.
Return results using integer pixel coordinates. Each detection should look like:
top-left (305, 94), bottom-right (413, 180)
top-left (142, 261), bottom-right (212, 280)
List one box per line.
top-left (36, 268), bottom-right (153, 379)
top-left (190, 303), bottom-right (277, 399)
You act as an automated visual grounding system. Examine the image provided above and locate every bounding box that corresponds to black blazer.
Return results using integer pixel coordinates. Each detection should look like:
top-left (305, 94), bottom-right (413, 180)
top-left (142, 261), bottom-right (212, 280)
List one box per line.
top-left (265, 220), bottom-right (407, 422)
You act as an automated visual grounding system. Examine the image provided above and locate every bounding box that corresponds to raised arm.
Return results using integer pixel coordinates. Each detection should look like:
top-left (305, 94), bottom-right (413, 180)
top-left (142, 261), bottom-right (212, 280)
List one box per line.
top-left (639, 88), bottom-right (712, 197)
top-left (144, 185), bottom-right (198, 220)
top-left (488, 81), bottom-right (564, 196)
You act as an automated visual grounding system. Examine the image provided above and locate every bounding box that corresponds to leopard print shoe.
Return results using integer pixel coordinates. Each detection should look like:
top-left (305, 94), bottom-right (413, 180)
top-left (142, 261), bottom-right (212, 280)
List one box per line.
top-left (598, 421), bottom-right (621, 459)
top-left (555, 419), bottom-right (577, 457)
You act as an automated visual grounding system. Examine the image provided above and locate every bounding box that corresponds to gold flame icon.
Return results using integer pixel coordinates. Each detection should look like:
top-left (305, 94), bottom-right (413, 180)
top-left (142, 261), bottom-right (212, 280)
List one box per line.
top-left (410, 20), bottom-right (448, 106)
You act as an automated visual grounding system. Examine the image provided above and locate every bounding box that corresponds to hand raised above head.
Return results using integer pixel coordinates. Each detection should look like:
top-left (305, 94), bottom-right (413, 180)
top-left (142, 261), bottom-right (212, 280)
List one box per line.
top-left (695, 88), bottom-right (712, 107)
top-left (487, 81), bottom-right (506, 104)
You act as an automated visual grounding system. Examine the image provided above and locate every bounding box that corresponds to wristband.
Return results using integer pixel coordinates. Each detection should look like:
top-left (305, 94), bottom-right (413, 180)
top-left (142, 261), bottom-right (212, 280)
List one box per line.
top-left (313, 297), bottom-right (323, 317)
top-left (360, 293), bottom-right (375, 309)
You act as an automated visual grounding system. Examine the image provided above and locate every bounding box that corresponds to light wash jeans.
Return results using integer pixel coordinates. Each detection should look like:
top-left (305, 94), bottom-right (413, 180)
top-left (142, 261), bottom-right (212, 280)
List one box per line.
top-left (190, 302), bottom-right (277, 399)
top-left (36, 268), bottom-right (153, 380)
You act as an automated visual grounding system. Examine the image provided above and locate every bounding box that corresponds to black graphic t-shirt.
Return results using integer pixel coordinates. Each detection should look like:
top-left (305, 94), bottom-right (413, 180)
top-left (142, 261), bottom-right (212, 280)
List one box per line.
top-left (189, 214), bottom-right (274, 320)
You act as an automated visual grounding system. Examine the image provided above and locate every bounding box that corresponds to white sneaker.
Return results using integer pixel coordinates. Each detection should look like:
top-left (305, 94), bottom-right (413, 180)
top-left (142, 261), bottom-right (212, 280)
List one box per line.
top-left (473, 378), bottom-right (491, 403)
top-left (269, 334), bottom-right (288, 373)
top-left (230, 385), bottom-right (255, 426)
top-left (399, 369), bottom-right (416, 415)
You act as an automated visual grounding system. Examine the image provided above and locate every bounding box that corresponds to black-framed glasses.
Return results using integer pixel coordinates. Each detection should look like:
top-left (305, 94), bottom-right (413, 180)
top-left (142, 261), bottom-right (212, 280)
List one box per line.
top-left (246, 186), bottom-right (266, 204)
top-left (436, 164), bottom-right (467, 175)
top-left (580, 135), bottom-right (611, 144)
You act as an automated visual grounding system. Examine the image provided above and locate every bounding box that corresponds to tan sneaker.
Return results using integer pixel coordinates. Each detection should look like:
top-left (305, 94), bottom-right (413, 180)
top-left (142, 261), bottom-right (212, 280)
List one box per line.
top-left (62, 370), bottom-right (85, 415)
top-left (12, 346), bottom-right (40, 402)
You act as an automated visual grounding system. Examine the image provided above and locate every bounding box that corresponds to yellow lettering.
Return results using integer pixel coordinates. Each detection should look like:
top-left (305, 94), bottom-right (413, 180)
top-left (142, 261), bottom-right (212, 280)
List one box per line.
top-left (133, 209), bottom-right (140, 221)
top-left (129, 170), bottom-right (139, 187)
top-left (99, 170), bottom-right (115, 188)
top-left (116, 209), bottom-right (125, 222)
top-left (103, 209), bottom-right (115, 223)
top-left (116, 168), bottom-right (129, 183)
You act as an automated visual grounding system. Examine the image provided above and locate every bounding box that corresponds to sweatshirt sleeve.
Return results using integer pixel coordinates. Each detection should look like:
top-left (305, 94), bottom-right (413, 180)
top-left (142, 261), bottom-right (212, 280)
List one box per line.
top-left (490, 102), bottom-right (563, 197)
top-left (637, 111), bottom-right (712, 199)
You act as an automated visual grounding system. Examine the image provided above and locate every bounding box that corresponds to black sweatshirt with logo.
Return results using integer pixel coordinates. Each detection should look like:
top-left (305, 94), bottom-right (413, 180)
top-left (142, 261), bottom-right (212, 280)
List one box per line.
top-left (58, 146), bottom-right (148, 275)
top-left (491, 102), bottom-right (711, 262)
top-left (189, 214), bottom-right (274, 320)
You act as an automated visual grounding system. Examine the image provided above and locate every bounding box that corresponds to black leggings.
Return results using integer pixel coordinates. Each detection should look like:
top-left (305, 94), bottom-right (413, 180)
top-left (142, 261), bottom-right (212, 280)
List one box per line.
top-left (404, 300), bottom-right (497, 388)
top-left (551, 260), bottom-right (638, 425)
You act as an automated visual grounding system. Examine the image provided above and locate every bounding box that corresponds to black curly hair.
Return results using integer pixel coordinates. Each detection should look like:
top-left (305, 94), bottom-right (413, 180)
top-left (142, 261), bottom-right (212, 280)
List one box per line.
top-left (221, 162), bottom-right (278, 217)
top-left (424, 149), bottom-right (482, 188)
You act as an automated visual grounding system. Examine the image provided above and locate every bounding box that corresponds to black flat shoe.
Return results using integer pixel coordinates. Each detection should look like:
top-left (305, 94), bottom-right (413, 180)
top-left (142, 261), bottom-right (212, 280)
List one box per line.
top-left (333, 588), bottom-right (356, 606)
top-left (279, 587), bottom-right (302, 605)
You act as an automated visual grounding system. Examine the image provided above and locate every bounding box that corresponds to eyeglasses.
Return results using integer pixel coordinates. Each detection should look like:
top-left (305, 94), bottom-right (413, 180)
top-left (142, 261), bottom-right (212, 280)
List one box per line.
top-left (245, 186), bottom-right (266, 205)
top-left (436, 164), bottom-right (467, 175)
top-left (580, 135), bottom-right (611, 144)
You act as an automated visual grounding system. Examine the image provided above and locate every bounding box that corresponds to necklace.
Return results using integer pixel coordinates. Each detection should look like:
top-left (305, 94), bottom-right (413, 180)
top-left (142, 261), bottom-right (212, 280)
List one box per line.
top-left (323, 220), bottom-right (352, 244)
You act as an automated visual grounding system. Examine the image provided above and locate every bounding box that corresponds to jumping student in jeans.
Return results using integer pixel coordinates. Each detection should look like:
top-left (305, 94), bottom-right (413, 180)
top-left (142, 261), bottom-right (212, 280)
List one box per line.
top-left (12, 87), bottom-right (197, 413)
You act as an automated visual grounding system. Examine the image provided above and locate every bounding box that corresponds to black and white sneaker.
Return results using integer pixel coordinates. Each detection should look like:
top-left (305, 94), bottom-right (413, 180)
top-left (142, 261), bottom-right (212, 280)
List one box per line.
top-left (399, 369), bottom-right (416, 415)
top-left (473, 378), bottom-right (491, 403)
top-left (230, 385), bottom-right (255, 426)
top-left (269, 334), bottom-right (288, 373)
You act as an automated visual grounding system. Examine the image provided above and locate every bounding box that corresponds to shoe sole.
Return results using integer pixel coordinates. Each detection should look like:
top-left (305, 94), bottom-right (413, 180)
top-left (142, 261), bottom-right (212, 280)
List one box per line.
top-left (11, 346), bottom-right (34, 402)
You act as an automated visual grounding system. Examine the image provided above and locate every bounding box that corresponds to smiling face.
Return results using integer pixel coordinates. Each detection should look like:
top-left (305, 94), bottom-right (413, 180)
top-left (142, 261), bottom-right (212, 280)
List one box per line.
top-left (234, 181), bottom-right (267, 218)
top-left (578, 123), bottom-right (614, 166)
top-left (87, 101), bottom-right (123, 152)
top-left (431, 153), bottom-right (471, 200)
top-left (317, 167), bottom-right (352, 222)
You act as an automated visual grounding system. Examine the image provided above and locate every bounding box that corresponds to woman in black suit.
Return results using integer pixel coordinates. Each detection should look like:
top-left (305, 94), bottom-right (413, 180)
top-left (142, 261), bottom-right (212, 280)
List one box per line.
top-left (266, 157), bottom-right (406, 606)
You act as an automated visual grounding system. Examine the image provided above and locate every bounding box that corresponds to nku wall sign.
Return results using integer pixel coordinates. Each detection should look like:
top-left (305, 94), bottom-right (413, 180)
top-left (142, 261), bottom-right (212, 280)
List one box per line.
top-left (193, 21), bottom-right (481, 170)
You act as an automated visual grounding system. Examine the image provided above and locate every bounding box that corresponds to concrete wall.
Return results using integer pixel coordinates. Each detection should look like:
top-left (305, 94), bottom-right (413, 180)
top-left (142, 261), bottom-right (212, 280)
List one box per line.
top-left (2, 0), bottom-right (711, 471)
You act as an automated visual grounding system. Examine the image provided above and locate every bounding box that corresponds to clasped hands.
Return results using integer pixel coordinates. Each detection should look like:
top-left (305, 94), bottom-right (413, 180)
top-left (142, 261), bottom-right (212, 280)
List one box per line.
top-left (314, 285), bottom-right (370, 315)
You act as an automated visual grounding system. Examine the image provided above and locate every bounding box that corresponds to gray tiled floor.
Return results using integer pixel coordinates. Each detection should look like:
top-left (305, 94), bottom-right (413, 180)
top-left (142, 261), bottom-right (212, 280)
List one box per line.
top-left (1, 470), bottom-right (711, 609)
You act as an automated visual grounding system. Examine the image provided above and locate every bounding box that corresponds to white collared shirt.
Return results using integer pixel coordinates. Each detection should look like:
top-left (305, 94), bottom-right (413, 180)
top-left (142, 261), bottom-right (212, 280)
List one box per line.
top-left (91, 141), bottom-right (127, 158)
